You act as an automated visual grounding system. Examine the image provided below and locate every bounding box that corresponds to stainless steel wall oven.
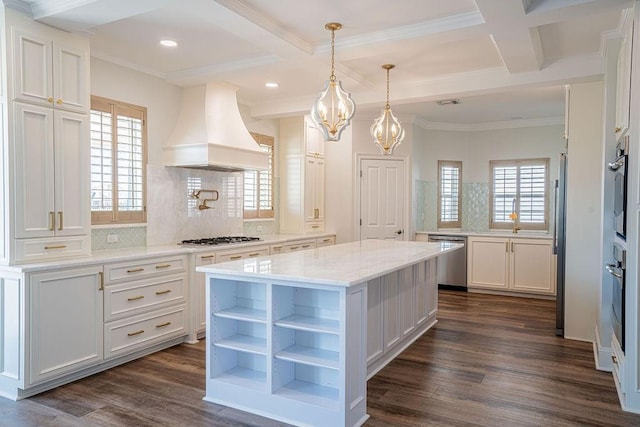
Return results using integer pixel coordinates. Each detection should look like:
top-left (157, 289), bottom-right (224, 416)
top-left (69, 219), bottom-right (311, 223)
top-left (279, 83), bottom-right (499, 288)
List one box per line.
top-left (606, 242), bottom-right (626, 352)
top-left (608, 137), bottom-right (628, 240)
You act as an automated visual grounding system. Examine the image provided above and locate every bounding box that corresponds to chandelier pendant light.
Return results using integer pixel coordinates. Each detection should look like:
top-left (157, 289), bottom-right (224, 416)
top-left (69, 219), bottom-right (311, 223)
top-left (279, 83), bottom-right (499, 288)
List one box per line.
top-left (310, 22), bottom-right (356, 142)
top-left (371, 64), bottom-right (404, 155)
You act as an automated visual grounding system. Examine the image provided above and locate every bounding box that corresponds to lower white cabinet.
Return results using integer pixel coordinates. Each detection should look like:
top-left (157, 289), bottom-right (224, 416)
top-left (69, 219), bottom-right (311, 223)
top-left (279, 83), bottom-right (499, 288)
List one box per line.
top-left (215, 245), bottom-right (269, 263)
top-left (28, 266), bottom-right (104, 385)
top-left (467, 236), bottom-right (556, 296)
top-left (194, 251), bottom-right (216, 336)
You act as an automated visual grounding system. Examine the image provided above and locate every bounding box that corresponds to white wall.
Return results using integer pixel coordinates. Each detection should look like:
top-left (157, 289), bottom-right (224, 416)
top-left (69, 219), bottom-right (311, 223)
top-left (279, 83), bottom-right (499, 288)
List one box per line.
top-left (565, 81), bottom-right (605, 342)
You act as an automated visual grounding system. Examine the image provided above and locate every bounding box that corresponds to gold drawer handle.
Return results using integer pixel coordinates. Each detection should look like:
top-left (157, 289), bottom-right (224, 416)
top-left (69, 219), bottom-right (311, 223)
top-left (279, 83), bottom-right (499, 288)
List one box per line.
top-left (49, 211), bottom-right (55, 231)
top-left (248, 252), bottom-right (260, 257)
top-left (272, 246), bottom-right (283, 250)
top-left (290, 246), bottom-right (299, 250)
top-left (200, 255), bottom-right (214, 259)
top-left (44, 245), bottom-right (67, 250)
top-left (155, 264), bottom-right (171, 269)
top-left (127, 268), bottom-right (144, 273)
top-left (156, 322), bottom-right (172, 328)
top-left (312, 225), bottom-right (320, 229)
top-left (302, 245), bottom-right (310, 248)
top-left (322, 238), bottom-right (331, 242)
top-left (612, 354), bottom-right (618, 364)
top-left (128, 330), bottom-right (144, 337)
top-left (155, 290), bottom-right (171, 295)
top-left (127, 295), bottom-right (144, 301)
top-left (230, 255), bottom-right (242, 260)
top-left (58, 211), bottom-right (63, 230)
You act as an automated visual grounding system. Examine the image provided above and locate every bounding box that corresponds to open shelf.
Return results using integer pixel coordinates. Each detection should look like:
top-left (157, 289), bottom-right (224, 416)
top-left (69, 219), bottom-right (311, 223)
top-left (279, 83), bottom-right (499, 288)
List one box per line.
top-left (213, 366), bottom-right (267, 392)
top-left (213, 306), bottom-right (266, 323)
top-left (275, 344), bottom-right (339, 370)
top-left (274, 314), bottom-right (339, 334)
top-left (214, 334), bottom-right (267, 355)
top-left (274, 380), bottom-right (339, 410)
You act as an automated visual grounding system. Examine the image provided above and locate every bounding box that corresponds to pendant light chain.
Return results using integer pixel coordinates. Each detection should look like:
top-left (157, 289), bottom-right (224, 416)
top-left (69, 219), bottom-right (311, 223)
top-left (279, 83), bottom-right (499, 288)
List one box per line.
top-left (385, 67), bottom-right (390, 109)
top-left (330, 27), bottom-right (336, 82)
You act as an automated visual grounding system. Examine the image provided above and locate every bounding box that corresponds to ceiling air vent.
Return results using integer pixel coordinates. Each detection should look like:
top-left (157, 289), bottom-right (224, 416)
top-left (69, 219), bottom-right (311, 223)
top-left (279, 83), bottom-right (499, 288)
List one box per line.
top-left (436, 99), bottom-right (461, 106)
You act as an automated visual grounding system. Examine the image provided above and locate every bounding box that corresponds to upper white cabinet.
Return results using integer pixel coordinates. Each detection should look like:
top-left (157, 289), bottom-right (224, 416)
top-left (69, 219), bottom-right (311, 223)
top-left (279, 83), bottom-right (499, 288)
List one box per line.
top-left (615, 19), bottom-right (634, 141)
top-left (279, 115), bottom-right (326, 234)
top-left (467, 236), bottom-right (556, 296)
top-left (12, 28), bottom-right (88, 113)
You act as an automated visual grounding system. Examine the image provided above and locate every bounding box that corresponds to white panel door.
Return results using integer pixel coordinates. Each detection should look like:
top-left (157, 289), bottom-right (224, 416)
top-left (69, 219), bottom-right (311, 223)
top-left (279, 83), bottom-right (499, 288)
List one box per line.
top-left (13, 29), bottom-right (52, 106)
top-left (304, 156), bottom-right (325, 221)
top-left (360, 158), bottom-right (405, 240)
top-left (14, 102), bottom-right (55, 238)
top-left (54, 110), bottom-right (88, 236)
top-left (53, 41), bottom-right (88, 113)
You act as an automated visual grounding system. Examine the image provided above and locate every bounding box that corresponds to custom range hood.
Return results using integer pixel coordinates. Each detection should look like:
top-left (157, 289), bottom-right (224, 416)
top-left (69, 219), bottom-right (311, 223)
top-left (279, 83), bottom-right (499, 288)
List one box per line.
top-left (163, 82), bottom-right (269, 171)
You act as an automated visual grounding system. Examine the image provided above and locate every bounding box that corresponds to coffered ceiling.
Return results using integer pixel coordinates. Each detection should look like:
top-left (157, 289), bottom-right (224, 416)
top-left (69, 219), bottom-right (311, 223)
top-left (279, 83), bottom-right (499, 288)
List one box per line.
top-left (4, 0), bottom-right (632, 125)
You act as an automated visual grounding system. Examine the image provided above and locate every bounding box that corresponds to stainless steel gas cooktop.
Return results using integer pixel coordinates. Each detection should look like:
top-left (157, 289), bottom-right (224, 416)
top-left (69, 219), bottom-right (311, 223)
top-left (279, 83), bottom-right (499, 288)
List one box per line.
top-left (179, 236), bottom-right (261, 246)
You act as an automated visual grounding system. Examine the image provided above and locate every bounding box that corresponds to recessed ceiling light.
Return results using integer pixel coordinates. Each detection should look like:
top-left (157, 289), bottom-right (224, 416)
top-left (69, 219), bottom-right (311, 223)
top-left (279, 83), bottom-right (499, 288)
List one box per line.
top-left (160, 39), bottom-right (178, 47)
top-left (265, 82), bottom-right (279, 88)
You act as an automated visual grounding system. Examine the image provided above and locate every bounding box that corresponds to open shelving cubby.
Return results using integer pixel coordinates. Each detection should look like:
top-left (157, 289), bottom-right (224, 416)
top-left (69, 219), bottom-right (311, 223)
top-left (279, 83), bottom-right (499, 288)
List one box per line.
top-left (272, 285), bottom-right (342, 408)
top-left (209, 279), bottom-right (267, 391)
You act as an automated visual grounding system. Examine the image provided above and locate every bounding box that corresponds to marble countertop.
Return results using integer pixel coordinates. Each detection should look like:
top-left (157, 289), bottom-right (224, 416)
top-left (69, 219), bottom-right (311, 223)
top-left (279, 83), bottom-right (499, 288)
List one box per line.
top-left (2, 233), bottom-right (335, 272)
top-left (415, 230), bottom-right (553, 240)
top-left (197, 239), bottom-right (463, 287)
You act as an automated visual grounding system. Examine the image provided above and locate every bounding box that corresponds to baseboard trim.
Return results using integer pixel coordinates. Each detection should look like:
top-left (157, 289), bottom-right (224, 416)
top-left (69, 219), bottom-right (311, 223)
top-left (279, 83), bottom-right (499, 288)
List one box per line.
top-left (593, 325), bottom-right (613, 372)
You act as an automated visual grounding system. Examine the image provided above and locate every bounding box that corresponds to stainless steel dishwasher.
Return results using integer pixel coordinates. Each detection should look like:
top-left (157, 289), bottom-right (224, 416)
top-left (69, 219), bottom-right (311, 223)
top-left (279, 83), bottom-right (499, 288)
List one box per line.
top-left (427, 234), bottom-right (467, 290)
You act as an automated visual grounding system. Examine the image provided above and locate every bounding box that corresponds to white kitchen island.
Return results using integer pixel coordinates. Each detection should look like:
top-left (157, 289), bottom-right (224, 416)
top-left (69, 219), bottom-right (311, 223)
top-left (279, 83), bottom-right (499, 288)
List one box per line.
top-left (197, 239), bottom-right (462, 427)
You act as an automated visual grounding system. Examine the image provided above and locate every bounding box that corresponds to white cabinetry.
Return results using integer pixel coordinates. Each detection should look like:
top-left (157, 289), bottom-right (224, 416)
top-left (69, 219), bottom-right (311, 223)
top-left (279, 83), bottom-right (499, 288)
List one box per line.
top-left (467, 236), bottom-right (556, 296)
top-left (215, 245), bottom-right (269, 263)
top-left (28, 266), bottom-right (103, 385)
top-left (194, 251), bottom-right (216, 337)
top-left (3, 9), bottom-right (90, 263)
top-left (615, 18), bottom-right (634, 141)
top-left (280, 115), bottom-right (326, 234)
top-left (102, 255), bottom-right (188, 359)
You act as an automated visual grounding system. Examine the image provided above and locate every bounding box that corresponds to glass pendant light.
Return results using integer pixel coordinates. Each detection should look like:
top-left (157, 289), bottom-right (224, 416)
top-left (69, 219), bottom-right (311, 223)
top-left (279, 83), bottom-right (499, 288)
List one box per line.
top-left (371, 64), bottom-right (404, 154)
top-left (310, 22), bottom-right (356, 142)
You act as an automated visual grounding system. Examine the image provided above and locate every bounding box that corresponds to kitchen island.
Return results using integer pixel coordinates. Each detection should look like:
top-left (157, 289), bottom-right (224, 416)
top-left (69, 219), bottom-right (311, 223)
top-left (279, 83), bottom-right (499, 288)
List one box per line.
top-left (197, 239), bottom-right (462, 427)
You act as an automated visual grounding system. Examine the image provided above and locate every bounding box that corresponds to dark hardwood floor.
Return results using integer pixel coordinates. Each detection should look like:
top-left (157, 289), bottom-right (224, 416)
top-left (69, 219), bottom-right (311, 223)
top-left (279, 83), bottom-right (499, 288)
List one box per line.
top-left (2, 290), bottom-right (639, 426)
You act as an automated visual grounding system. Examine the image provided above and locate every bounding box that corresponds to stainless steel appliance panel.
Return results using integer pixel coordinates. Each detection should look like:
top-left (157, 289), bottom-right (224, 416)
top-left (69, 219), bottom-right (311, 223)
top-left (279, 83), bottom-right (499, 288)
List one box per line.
top-left (427, 234), bottom-right (466, 289)
top-left (609, 137), bottom-right (628, 240)
top-left (554, 153), bottom-right (568, 336)
top-left (606, 242), bottom-right (626, 352)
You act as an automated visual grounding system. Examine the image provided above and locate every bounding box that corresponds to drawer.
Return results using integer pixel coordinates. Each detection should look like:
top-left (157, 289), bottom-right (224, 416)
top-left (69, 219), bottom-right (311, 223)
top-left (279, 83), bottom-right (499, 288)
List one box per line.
top-left (14, 235), bottom-right (90, 263)
top-left (270, 244), bottom-right (285, 254)
top-left (105, 255), bottom-right (187, 284)
top-left (216, 246), bottom-right (269, 263)
top-left (104, 275), bottom-right (186, 321)
top-left (284, 239), bottom-right (316, 252)
top-left (104, 305), bottom-right (187, 359)
top-left (304, 221), bottom-right (325, 233)
top-left (316, 235), bottom-right (335, 247)
top-left (195, 252), bottom-right (216, 266)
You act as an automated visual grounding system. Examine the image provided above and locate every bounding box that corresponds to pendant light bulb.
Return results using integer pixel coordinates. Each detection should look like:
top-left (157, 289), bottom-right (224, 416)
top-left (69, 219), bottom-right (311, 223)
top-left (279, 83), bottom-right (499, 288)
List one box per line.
top-left (371, 64), bottom-right (404, 155)
top-left (310, 22), bottom-right (356, 142)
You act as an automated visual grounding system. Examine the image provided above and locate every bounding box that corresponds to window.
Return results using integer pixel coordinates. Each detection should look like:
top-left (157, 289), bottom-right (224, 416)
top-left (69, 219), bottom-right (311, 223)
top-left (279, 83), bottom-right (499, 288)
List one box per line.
top-left (243, 133), bottom-right (274, 219)
top-left (90, 96), bottom-right (147, 224)
top-left (438, 160), bottom-right (462, 228)
top-left (490, 158), bottom-right (549, 230)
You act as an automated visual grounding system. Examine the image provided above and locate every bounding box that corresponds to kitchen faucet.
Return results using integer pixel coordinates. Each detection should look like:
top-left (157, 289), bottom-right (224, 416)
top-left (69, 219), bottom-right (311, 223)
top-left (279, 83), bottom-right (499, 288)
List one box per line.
top-left (511, 198), bottom-right (520, 233)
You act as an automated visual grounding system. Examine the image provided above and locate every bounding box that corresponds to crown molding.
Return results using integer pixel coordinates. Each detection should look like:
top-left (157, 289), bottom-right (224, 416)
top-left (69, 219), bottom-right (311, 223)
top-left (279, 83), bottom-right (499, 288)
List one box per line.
top-left (2, 0), bottom-right (33, 15)
top-left (90, 51), bottom-right (168, 80)
top-left (413, 115), bottom-right (564, 131)
top-left (165, 54), bottom-right (281, 86)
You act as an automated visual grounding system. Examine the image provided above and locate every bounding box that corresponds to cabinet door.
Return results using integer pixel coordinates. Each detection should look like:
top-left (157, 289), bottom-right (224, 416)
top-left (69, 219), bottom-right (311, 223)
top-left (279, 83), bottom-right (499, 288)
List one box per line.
top-left (399, 267), bottom-right (415, 337)
top-left (29, 266), bottom-right (103, 385)
top-left (54, 110), bottom-right (89, 236)
top-left (314, 158), bottom-right (325, 221)
top-left (615, 21), bottom-right (633, 141)
top-left (195, 253), bottom-right (216, 334)
top-left (52, 41), bottom-right (88, 113)
top-left (510, 239), bottom-right (556, 295)
top-left (13, 102), bottom-right (55, 238)
top-left (12, 29), bottom-right (52, 106)
top-left (383, 271), bottom-right (401, 351)
top-left (366, 276), bottom-right (384, 365)
top-left (415, 261), bottom-right (429, 326)
top-left (467, 237), bottom-right (509, 290)
top-left (304, 115), bottom-right (324, 157)
top-left (304, 156), bottom-right (325, 222)
top-left (426, 258), bottom-right (437, 319)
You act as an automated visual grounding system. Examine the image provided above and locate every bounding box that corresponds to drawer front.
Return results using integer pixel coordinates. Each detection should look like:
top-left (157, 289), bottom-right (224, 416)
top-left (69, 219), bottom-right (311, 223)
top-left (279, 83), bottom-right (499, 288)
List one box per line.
top-left (195, 252), bottom-right (216, 266)
top-left (104, 275), bottom-right (186, 322)
top-left (304, 221), bottom-right (325, 233)
top-left (316, 236), bottom-right (335, 247)
top-left (105, 255), bottom-right (187, 284)
top-left (216, 246), bottom-right (269, 263)
top-left (104, 305), bottom-right (187, 359)
top-left (284, 240), bottom-right (316, 252)
top-left (270, 244), bottom-right (285, 254)
top-left (15, 235), bottom-right (90, 263)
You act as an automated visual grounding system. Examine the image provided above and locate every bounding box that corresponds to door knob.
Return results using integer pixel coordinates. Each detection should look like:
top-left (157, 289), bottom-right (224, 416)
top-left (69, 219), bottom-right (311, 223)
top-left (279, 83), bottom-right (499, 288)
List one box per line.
top-left (395, 229), bottom-right (403, 235)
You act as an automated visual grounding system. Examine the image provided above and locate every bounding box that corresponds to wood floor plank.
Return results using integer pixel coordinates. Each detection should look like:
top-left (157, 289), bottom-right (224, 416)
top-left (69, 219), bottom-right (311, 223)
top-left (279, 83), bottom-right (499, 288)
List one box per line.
top-left (2, 290), bottom-right (639, 426)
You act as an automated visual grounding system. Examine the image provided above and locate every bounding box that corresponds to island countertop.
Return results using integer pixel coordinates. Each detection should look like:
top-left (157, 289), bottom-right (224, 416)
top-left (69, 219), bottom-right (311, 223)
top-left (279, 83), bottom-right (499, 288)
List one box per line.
top-left (197, 239), bottom-right (462, 287)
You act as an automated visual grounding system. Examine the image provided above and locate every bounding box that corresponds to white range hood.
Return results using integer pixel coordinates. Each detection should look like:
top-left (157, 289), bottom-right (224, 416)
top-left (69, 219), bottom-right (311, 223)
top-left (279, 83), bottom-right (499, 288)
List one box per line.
top-left (163, 82), bottom-right (269, 172)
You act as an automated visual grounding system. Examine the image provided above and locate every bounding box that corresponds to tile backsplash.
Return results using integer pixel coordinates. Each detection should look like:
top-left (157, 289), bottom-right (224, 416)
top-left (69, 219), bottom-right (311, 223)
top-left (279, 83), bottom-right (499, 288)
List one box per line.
top-left (92, 227), bottom-right (146, 251)
top-left (416, 180), bottom-right (490, 232)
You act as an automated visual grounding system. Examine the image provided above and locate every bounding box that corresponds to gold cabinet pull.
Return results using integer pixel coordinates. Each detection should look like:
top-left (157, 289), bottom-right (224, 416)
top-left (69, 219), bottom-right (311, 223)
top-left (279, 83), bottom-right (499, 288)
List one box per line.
top-left (155, 264), bottom-right (171, 269)
top-left (612, 354), bottom-right (618, 364)
top-left (58, 211), bottom-right (63, 230)
top-left (248, 252), bottom-right (260, 257)
top-left (312, 225), bottom-right (320, 229)
top-left (127, 295), bottom-right (144, 301)
top-left (615, 126), bottom-right (622, 133)
top-left (230, 255), bottom-right (242, 260)
top-left (272, 245), bottom-right (283, 250)
top-left (156, 322), bottom-right (171, 328)
top-left (47, 97), bottom-right (53, 103)
top-left (155, 290), bottom-right (171, 295)
top-left (302, 245), bottom-right (310, 248)
top-left (290, 246), bottom-right (299, 250)
top-left (127, 268), bottom-right (144, 273)
top-left (56, 99), bottom-right (63, 105)
top-left (127, 330), bottom-right (144, 337)
top-left (44, 245), bottom-right (67, 250)
top-left (322, 238), bottom-right (331, 242)
top-left (49, 211), bottom-right (55, 231)
top-left (200, 255), bottom-right (214, 259)
top-left (98, 271), bottom-right (104, 291)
